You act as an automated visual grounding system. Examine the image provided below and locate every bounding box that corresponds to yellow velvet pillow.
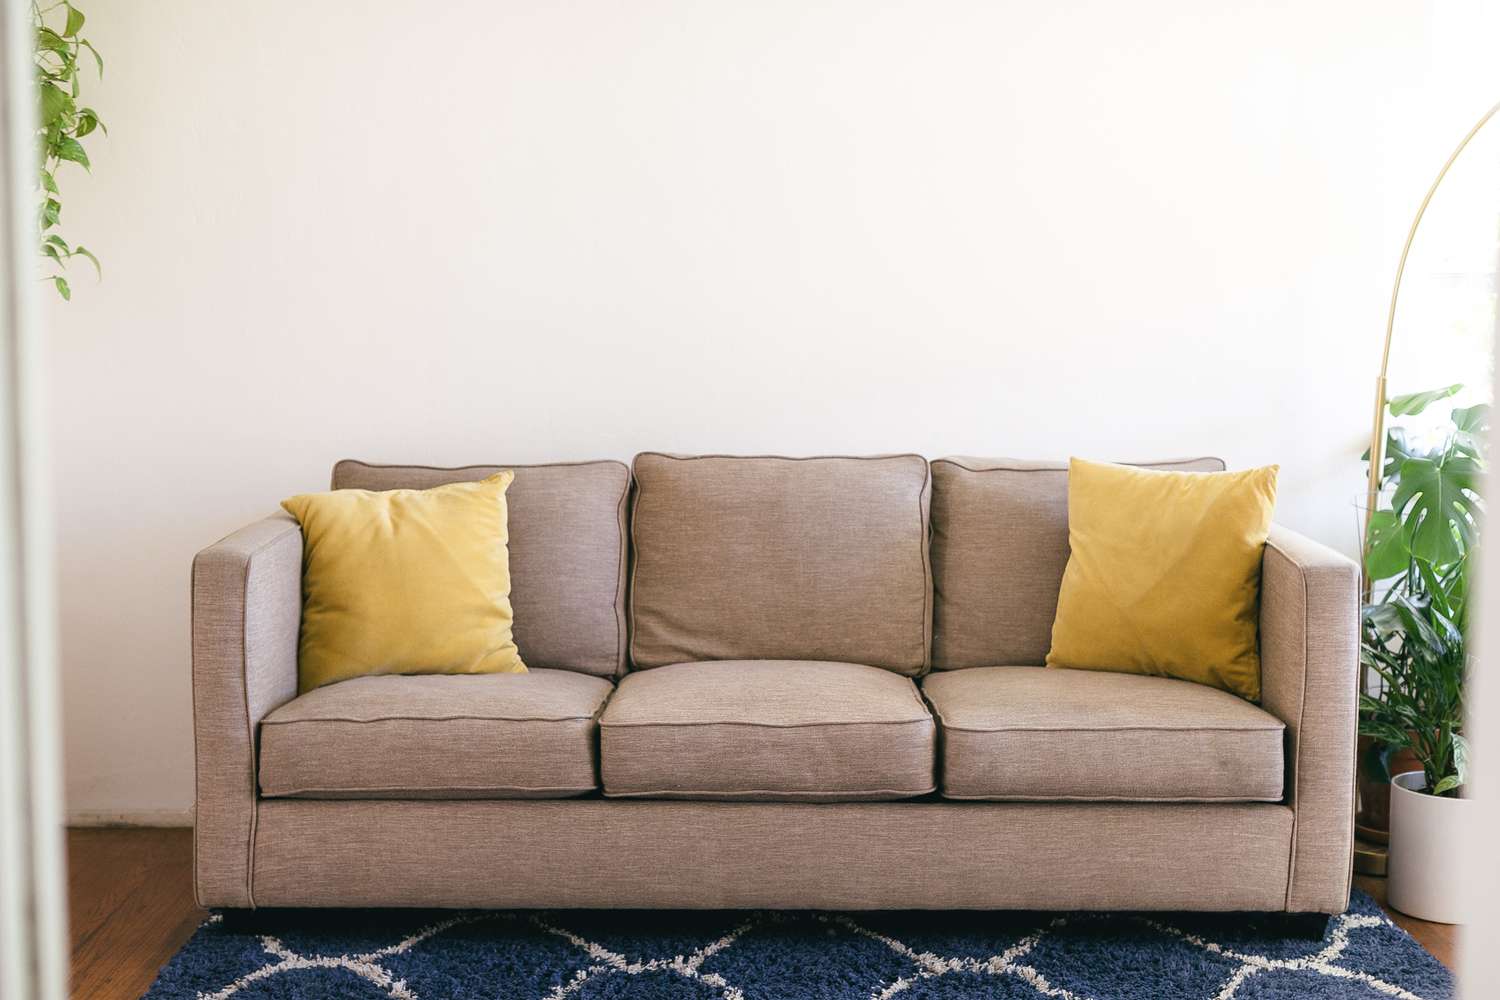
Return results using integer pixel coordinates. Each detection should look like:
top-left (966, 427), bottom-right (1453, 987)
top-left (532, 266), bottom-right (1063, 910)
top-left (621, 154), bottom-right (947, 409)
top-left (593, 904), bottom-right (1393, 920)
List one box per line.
top-left (1045, 458), bottom-right (1278, 701)
top-left (280, 472), bottom-right (527, 693)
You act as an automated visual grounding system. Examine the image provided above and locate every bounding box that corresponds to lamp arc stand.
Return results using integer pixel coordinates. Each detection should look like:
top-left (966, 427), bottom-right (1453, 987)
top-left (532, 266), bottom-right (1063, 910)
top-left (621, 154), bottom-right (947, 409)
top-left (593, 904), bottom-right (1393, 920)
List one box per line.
top-left (1352, 98), bottom-right (1500, 875)
top-left (1363, 98), bottom-right (1500, 604)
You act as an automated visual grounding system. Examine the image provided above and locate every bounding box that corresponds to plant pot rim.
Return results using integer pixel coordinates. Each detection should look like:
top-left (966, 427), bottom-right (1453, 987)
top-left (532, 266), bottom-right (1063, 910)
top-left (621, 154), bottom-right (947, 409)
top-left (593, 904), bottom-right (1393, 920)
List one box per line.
top-left (1391, 769), bottom-right (1467, 800)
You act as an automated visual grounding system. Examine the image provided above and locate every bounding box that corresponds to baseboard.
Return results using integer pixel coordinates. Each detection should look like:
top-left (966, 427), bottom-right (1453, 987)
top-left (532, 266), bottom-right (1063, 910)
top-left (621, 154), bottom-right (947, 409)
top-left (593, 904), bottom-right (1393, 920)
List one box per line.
top-left (68, 807), bottom-right (194, 828)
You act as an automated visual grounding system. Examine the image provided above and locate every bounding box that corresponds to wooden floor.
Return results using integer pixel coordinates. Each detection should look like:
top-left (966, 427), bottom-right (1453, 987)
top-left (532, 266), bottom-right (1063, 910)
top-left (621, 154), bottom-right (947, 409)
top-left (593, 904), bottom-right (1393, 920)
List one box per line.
top-left (68, 829), bottom-right (205, 1000)
top-left (67, 828), bottom-right (1457, 1000)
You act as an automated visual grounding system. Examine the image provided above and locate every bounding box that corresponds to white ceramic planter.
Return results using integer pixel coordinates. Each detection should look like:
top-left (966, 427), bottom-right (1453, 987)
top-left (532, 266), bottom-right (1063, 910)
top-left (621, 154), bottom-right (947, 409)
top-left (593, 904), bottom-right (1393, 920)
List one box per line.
top-left (1387, 770), bottom-right (1471, 924)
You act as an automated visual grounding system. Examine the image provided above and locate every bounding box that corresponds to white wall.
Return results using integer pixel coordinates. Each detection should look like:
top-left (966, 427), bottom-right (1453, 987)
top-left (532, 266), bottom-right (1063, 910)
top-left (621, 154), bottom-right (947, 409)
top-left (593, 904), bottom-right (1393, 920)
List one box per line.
top-left (45, 1), bottom-right (1498, 821)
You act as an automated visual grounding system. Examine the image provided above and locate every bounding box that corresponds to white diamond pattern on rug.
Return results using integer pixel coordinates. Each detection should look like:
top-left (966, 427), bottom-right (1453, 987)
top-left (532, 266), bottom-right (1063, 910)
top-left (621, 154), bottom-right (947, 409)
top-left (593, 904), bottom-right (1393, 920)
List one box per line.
top-left (1140, 913), bottom-right (1426, 1000)
top-left (144, 890), bottom-right (1451, 1000)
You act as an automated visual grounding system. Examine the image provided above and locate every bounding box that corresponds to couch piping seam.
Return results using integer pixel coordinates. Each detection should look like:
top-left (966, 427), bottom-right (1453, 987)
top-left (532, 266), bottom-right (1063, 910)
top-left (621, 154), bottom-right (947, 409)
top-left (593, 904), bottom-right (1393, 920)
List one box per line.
top-left (918, 461), bottom-right (932, 671)
top-left (937, 723), bottom-right (1285, 734)
top-left (190, 555), bottom-right (203, 906)
top-left (333, 458), bottom-right (629, 477)
top-left (238, 520), bottom-right (303, 910)
top-left (627, 473), bottom-right (641, 669)
top-left (601, 785), bottom-right (938, 799)
top-left (939, 792), bottom-right (1285, 803)
top-left (600, 718), bottom-right (935, 730)
top-left (262, 783), bottom-right (598, 797)
top-left (1267, 538), bottom-right (1310, 912)
top-left (931, 456), bottom-right (1227, 475)
top-left (927, 697), bottom-right (1281, 736)
top-left (263, 713), bottom-right (600, 726)
top-left (636, 452), bottom-right (928, 463)
top-left (243, 556), bottom-right (257, 911)
top-left (612, 467), bottom-right (629, 676)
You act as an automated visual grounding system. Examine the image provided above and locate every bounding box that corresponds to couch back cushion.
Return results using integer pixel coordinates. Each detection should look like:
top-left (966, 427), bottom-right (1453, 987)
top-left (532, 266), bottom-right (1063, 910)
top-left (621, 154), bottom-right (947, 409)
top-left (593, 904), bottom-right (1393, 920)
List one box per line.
top-left (629, 453), bottom-right (932, 674)
top-left (332, 460), bottom-right (630, 677)
top-left (929, 456), bottom-right (1225, 669)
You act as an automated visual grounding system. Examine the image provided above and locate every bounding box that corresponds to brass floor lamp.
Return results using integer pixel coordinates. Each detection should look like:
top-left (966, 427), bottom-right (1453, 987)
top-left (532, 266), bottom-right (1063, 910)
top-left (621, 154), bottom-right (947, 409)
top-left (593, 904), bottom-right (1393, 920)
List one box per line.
top-left (1362, 98), bottom-right (1500, 598)
top-left (1353, 98), bottom-right (1500, 875)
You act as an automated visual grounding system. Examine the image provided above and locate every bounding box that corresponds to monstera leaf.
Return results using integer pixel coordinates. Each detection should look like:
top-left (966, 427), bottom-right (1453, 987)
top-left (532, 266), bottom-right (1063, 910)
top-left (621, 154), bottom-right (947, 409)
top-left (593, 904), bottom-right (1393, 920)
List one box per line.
top-left (1363, 509), bottom-right (1410, 581)
top-left (1392, 455), bottom-right (1482, 566)
top-left (1388, 384), bottom-right (1463, 417)
top-left (1451, 403), bottom-right (1491, 457)
top-left (1362, 426), bottom-right (1435, 485)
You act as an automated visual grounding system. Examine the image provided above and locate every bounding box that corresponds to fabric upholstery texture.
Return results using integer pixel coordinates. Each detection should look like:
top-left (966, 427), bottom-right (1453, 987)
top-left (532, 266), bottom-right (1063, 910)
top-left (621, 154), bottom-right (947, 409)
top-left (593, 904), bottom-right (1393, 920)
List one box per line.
top-left (628, 454), bottom-right (932, 674)
top-left (1260, 524), bottom-right (1360, 914)
top-left (248, 799), bottom-right (1294, 910)
top-left (1046, 459), bottom-right (1279, 701)
top-left (191, 456), bottom-right (1359, 917)
top-left (332, 460), bottom-right (629, 677)
top-left (258, 671), bottom-right (613, 799)
top-left (600, 660), bottom-right (936, 800)
top-left (281, 473), bottom-right (526, 692)
top-left (923, 666), bottom-right (1285, 801)
top-left (929, 456), bottom-right (1226, 669)
top-left (191, 513), bottom-right (303, 908)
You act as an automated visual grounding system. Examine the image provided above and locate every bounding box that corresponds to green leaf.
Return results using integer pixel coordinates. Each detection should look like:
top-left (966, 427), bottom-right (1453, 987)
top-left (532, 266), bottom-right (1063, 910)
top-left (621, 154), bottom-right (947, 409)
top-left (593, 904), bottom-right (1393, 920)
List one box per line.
top-left (64, 6), bottom-right (85, 37)
top-left (74, 107), bottom-right (103, 137)
top-left (1391, 456), bottom-right (1481, 566)
top-left (1362, 427), bottom-right (1439, 483)
top-left (1389, 384), bottom-right (1463, 417)
top-left (1362, 600), bottom-right (1406, 639)
top-left (44, 234), bottom-right (69, 251)
top-left (1452, 403), bottom-right (1490, 456)
top-left (1382, 428), bottom-right (1427, 478)
top-left (72, 245), bottom-right (99, 277)
top-left (1431, 775), bottom-right (1462, 796)
top-left (1416, 559), bottom-right (1457, 624)
top-left (53, 275), bottom-right (70, 300)
top-left (1452, 404), bottom-right (1490, 433)
top-left (1453, 733), bottom-right (1470, 786)
top-left (38, 81), bottom-right (71, 125)
top-left (79, 38), bottom-right (102, 76)
top-left (41, 243), bottom-right (64, 265)
top-left (41, 198), bottom-right (60, 228)
top-left (40, 169), bottom-right (57, 194)
top-left (54, 136), bottom-right (89, 170)
top-left (35, 28), bottom-right (69, 54)
top-left (1363, 509), bottom-right (1410, 581)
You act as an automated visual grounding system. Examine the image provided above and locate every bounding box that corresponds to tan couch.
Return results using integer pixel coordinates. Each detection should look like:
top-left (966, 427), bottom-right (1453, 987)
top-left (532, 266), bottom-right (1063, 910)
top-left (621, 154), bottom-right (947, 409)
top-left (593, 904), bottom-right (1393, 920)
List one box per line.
top-left (191, 453), bottom-right (1358, 915)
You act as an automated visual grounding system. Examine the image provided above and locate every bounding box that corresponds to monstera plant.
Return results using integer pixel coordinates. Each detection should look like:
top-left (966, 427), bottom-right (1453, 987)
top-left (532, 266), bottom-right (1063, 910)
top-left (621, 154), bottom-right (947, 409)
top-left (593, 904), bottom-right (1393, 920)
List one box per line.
top-left (1360, 384), bottom-right (1486, 799)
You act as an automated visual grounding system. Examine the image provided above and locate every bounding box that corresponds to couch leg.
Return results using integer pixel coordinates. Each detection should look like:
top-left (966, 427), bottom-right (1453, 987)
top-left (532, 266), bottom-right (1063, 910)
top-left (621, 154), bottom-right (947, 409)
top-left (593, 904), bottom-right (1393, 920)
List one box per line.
top-left (1277, 912), bottom-right (1332, 940)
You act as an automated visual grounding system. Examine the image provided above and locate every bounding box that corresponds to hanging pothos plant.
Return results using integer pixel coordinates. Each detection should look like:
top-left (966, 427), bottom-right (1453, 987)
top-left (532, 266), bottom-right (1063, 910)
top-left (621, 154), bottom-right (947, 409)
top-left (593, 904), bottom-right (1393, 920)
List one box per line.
top-left (34, 0), bottom-right (104, 300)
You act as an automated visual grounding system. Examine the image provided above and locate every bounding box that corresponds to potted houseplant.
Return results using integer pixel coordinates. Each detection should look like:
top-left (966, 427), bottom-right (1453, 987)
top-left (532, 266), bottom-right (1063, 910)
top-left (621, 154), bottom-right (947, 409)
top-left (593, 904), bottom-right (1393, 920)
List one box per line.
top-left (1360, 386), bottom-right (1485, 924)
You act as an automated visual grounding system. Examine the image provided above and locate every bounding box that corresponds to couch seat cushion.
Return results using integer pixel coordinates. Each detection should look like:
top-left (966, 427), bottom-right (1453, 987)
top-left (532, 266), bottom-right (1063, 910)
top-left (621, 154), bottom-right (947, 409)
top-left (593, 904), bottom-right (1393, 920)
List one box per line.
top-left (923, 667), bottom-right (1284, 801)
top-left (259, 670), bottom-right (613, 799)
top-left (599, 660), bottom-right (936, 801)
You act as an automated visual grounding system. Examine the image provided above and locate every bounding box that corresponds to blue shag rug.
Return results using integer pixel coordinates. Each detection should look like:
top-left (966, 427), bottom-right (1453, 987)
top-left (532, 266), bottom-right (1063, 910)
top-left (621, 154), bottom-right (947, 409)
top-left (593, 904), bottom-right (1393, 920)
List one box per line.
top-left (143, 889), bottom-right (1451, 999)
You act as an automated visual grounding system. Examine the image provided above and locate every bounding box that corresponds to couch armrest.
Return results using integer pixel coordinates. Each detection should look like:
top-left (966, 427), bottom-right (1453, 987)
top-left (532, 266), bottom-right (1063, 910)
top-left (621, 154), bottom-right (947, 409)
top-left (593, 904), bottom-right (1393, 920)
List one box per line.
top-left (1259, 524), bottom-right (1360, 913)
top-left (191, 512), bottom-right (302, 907)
